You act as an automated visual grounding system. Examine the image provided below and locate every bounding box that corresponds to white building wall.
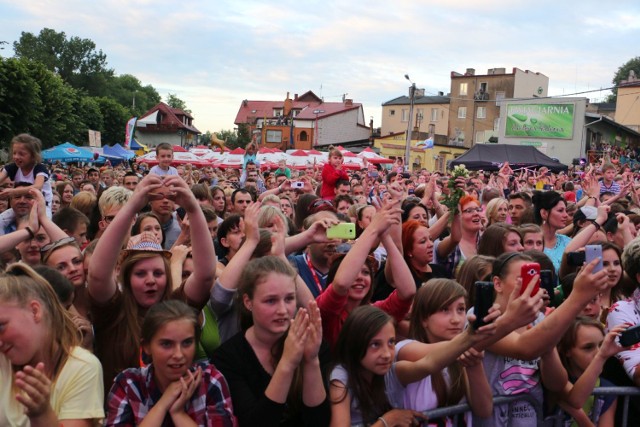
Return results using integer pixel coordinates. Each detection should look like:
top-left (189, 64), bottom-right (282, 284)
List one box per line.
top-left (513, 69), bottom-right (549, 98)
top-left (136, 132), bottom-right (184, 148)
top-left (317, 109), bottom-right (370, 147)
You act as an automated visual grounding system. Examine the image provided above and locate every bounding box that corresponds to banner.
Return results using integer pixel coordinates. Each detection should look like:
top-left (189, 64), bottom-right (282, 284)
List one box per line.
top-left (124, 117), bottom-right (137, 149)
top-left (505, 103), bottom-right (574, 139)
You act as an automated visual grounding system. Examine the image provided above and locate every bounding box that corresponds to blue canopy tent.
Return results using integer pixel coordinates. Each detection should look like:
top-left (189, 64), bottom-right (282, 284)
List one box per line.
top-left (104, 144), bottom-right (135, 160)
top-left (42, 142), bottom-right (97, 163)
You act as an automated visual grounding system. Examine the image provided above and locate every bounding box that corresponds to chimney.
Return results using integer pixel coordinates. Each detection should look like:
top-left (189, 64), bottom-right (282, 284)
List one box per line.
top-left (344, 99), bottom-right (353, 107)
top-left (294, 93), bottom-right (299, 101)
top-left (465, 68), bottom-right (475, 76)
top-left (438, 91), bottom-right (444, 96)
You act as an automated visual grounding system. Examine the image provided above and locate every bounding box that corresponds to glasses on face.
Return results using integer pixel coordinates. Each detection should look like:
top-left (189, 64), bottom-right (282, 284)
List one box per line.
top-left (461, 207), bottom-right (482, 214)
top-left (103, 215), bottom-right (116, 224)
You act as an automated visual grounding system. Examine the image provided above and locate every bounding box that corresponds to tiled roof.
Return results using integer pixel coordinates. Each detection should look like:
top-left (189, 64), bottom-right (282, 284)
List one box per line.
top-left (235, 91), bottom-right (361, 124)
top-left (139, 102), bottom-right (200, 133)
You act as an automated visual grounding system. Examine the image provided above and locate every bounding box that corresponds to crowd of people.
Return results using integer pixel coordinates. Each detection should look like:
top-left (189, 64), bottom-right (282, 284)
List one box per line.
top-left (2, 133), bottom-right (640, 426)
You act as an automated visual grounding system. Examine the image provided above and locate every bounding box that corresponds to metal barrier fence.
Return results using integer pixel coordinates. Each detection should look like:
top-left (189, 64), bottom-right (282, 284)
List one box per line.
top-left (423, 387), bottom-right (640, 427)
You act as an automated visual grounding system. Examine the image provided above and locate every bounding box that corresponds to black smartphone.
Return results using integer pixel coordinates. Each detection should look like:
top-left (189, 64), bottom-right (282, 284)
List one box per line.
top-left (620, 324), bottom-right (640, 347)
top-left (567, 251), bottom-right (586, 266)
top-left (474, 281), bottom-right (494, 329)
top-left (540, 270), bottom-right (555, 298)
top-left (176, 207), bottom-right (186, 221)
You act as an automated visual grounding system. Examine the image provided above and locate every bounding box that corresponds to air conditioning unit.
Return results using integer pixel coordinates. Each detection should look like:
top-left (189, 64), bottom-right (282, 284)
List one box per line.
top-left (256, 122), bottom-right (262, 129)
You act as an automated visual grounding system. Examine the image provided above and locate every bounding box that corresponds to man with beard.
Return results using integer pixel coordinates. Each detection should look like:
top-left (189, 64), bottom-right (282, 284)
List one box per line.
top-left (288, 210), bottom-right (340, 298)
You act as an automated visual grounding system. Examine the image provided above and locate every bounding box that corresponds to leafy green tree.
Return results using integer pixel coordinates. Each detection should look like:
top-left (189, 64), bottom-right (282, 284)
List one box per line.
top-left (214, 130), bottom-right (238, 148)
top-left (607, 56), bottom-right (640, 102)
top-left (166, 93), bottom-right (191, 113)
top-left (106, 74), bottom-right (160, 116)
top-left (237, 123), bottom-right (251, 148)
top-left (96, 97), bottom-right (130, 145)
top-left (0, 57), bottom-right (42, 146)
top-left (13, 28), bottom-right (113, 96)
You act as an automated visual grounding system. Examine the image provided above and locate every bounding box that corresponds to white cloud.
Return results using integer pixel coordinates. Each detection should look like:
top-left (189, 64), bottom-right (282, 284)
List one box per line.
top-left (1, 0), bottom-right (639, 133)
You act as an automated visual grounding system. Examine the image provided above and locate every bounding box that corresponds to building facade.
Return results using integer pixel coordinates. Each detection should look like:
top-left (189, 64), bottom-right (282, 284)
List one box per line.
top-left (136, 102), bottom-right (201, 148)
top-left (614, 72), bottom-right (640, 132)
top-left (448, 67), bottom-right (549, 147)
top-left (380, 94), bottom-right (450, 139)
top-left (234, 91), bottom-right (371, 151)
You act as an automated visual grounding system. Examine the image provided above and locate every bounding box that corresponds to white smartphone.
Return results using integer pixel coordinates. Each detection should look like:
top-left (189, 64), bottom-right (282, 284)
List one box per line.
top-left (585, 244), bottom-right (603, 273)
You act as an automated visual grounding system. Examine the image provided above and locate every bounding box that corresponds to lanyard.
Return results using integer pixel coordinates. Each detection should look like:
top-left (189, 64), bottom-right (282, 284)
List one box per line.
top-left (304, 253), bottom-right (324, 295)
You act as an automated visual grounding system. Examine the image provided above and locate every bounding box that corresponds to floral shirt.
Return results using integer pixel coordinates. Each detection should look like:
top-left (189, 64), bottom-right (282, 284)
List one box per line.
top-left (105, 361), bottom-right (237, 427)
top-left (605, 289), bottom-right (640, 379)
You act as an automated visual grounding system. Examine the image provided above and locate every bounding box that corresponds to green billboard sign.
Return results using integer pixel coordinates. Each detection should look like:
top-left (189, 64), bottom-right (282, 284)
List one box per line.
top-left (505, 103), bottom-right (574, 139)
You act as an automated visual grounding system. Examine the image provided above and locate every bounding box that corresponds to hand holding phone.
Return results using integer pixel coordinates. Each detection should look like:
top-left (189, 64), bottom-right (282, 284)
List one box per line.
top-left (620, 324), bottom-right (640, 347)
top-left (326, 223), bottom-right (356, 240)
top-left (474, 281), bottom-right (494, 329)
top-left (585, 245), bottom-right (603, 273)
top-left (520, 262), bottom-right (541, 296)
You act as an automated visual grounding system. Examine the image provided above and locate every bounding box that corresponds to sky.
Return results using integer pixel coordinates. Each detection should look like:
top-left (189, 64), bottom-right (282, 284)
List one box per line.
top-left (1, 0), bottom-right (639, 135)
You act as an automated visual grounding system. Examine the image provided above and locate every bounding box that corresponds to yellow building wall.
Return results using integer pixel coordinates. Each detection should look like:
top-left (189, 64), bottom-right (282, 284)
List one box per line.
top-left (615, 86), bottom-right (640, 132)
top-left (373, 135), bottom-right (467, 173)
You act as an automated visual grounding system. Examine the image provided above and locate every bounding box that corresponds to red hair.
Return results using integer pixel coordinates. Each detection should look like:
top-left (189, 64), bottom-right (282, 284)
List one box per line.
top-left (402, 220), bottom-right (428, 261)
top-left (459, 195), bottom-right (479, 208)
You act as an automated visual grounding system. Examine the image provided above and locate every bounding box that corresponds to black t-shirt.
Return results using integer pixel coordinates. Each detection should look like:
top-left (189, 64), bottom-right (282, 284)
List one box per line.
top-left (371, 262), bottom-right (449, 302)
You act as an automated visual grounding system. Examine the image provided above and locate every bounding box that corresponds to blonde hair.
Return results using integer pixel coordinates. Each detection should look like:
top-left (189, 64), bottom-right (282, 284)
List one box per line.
top-left (70, 191), bottom-right (97, 218)
top-left (98, 186), bottom-right (132, 216)
top-left (485, 197), bottom-right (508, 225)
top-left (258, 205), bottom-right (288, 234)
top-left (0, 263), bottom-right (79, 380)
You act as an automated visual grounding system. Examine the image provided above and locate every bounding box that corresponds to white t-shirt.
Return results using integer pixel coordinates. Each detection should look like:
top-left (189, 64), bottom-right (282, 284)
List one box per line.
top-left (149, 165), bottom-right (178, 176)
top-left (0, 346), bottom-right (105, 426)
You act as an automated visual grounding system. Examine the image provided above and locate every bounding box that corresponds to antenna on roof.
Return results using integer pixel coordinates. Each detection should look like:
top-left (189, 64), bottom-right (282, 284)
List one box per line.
top-left (342, 93), bottom-right (349, 102)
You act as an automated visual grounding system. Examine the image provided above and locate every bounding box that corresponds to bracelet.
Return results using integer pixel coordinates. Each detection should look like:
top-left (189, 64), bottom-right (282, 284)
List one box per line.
top-left (24, 226), bottom-right (35, 239)
top-left (378, 416), bottom-right (389, 427)
top-left (590, 220), bottom-right (601, 231)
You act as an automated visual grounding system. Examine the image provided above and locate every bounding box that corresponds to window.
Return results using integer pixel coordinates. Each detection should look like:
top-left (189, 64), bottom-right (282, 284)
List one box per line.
top-left (477, 107), bottom-right (486, 119)
top-left (292, 109), bottom-right (301, 117)
top-left (401, 109), bottom-right (409, 122)
top-left (266, 130), bottom-right (282, 143)
top-left (273, 109), bottom-right (283, 117)
top-left (460, 83), bottom-right (468, 96)
top-left (494, 117), bottom-right (501, 131)
top-left (430, 108), bottom-right (438, 121)
top-left (475, 131), bottom-right (484, 143)
top-left (428, 124), bottom-right (435, 135)
top-left (299, 131), bottom-right (308, 141)
top-left (417, 109), bottom-right (424, 122)
top-left (458, 107), bottom-right (467, 119)
top-left (479, 82), bottom-right (488, 93)
top-left (495, 91), bottom-right (505, 106)
top-left (389, 109), bottom-right (396, 116)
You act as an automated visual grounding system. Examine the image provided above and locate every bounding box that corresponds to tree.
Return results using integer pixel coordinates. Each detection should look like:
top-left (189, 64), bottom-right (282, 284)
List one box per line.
top-left (13, 28), bottom-right (113, 96)
top-left (0, 57), bottom-right (42, 146)
top-left (96, 97), bottom-right (130, 145)
top-left (166, 93), bottom-right (191, 113)
top-left (607, 56), bottom-right (640, 103)
top-left (105, 74), bottom-right (161, 117)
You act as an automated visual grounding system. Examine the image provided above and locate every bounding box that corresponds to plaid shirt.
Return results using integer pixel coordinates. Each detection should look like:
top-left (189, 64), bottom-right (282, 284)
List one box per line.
top-left (105, 361), bottom-right (237, 427)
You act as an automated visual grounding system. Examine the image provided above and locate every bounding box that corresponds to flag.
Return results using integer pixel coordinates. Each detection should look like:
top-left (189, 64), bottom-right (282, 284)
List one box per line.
top-left (424, 137), bottom-right (434, 149)
top-left (124, 117), bottom-right (137, 149)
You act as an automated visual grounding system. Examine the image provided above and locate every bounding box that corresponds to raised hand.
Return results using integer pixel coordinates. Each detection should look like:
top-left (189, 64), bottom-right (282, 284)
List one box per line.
top-left (303, 301), bottom-right (323, 363)
top-left (281, 308), bottom-right (309, 370)
top-left (14, 363), bottom-right (52, 418)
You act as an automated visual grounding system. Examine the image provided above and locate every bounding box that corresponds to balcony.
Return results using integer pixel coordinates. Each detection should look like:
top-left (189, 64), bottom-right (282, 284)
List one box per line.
top-left (474, 91), bottom-right (490, 101)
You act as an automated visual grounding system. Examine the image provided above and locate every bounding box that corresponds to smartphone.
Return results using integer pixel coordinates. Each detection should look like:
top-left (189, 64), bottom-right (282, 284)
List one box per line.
top-left (520, 262), bottom-right (541, 296)
top-left (585, 244), bottom-right (603, 273)
top-left (326, 223), bottom-right (356, 240)
top-left (539, 270), bottom-right (554, 299)
top-left (291, 181), bottom-right (304, 189)
top-left (567, 251), bottom-right (586, 266)
top-left (474, 281), bottom-right (494, 329)
top-left (620, 324), bottom-right (640, 347)
top-left (543, 184), bottom-right (553, 190)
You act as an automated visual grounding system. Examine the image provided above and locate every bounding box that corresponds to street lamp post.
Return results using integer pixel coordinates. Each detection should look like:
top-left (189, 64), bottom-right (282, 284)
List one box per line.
top-left (404, 75), bottom-right (416, 172)
top-left (313, 109), bottom-right (324, 147)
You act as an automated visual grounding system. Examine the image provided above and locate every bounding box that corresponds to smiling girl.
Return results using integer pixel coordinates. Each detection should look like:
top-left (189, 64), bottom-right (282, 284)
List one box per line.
top-left (212, 256), bottom-right (330, 427)
top-left (0, 263), bottom-right (104, 427)
top-left (105, 300), bottom-right (236, 426)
